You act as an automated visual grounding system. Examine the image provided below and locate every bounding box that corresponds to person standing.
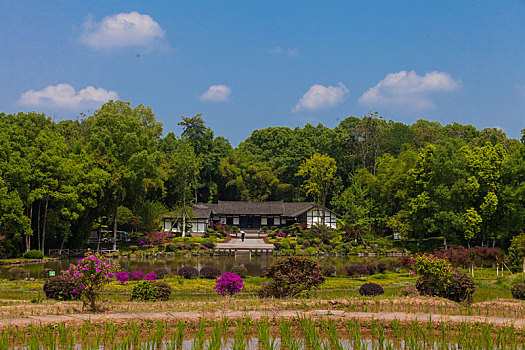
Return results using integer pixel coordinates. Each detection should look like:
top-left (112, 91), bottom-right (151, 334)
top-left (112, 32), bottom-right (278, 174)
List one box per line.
top-left (241, 231), bottom-right (245, 242)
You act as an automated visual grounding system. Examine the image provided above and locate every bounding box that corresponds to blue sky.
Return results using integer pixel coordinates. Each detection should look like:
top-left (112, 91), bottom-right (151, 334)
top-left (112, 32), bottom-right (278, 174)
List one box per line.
top-left (1, 1), bottom-right (524, 144)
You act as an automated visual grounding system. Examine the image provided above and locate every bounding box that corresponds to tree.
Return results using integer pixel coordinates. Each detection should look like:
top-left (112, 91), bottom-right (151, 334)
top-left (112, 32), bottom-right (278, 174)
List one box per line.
top-left (84, 101), bottom-right (165, 250)
top-left (134, 200), bottom-right (168, 234)
top-left (296, 153), bottom-right (337, 224)
top-left (165, 140), bottom-right (200, 236)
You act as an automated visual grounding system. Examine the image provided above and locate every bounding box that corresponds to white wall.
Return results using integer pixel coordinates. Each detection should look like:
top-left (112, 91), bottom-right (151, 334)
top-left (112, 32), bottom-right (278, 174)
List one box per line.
top-left (306, 208), bottom-right (337, 229)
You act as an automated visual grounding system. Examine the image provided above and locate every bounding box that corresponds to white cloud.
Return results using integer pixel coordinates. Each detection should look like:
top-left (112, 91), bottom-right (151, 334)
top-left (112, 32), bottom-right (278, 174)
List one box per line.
top-left (359, 70), bottom-right (461, 111)
top-left (200, 85), bottom-right (231, 102)
top-left (19, 83), bottom-right (118, 109)
top-left (80, 12), bottom-right (165, 49)
top-left (293, 82), bottom-right (348, 112)
top-left (270, 46), bottom-right (299, 57)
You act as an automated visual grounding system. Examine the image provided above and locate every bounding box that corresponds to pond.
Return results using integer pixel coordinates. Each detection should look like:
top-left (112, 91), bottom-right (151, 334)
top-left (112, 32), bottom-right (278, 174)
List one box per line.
top-left (0, 255), bottom-right (389, 279)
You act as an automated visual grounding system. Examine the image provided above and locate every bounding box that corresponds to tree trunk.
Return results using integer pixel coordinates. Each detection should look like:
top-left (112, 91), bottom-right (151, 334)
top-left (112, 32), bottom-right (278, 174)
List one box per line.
top-left (182, 191), bottom-right (187, 237)
top-left (26, 204), bottom-right (33, 252)
top-left (112, 199), bottom-right (118, 251)
top-left (37, 200), bottom-right (41, 251)
top-left (42, 197), bottom-right (49, 255)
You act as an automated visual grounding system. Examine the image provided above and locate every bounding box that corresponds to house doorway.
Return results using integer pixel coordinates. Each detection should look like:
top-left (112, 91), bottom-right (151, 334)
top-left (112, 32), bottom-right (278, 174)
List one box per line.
top-left (239, 216), bottom-right (261, 229)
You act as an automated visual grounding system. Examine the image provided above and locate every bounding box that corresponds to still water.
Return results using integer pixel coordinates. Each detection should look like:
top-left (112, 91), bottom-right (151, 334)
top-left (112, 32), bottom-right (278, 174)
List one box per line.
top-left (0, 255), bottom-right (378, 279)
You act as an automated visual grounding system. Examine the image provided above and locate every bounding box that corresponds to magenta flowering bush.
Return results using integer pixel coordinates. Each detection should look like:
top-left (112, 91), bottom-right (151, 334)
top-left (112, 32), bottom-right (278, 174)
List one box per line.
top-left (146, 231), bottom-right (175, 245)
top-left (214, 272), bottom-right (244, 296)
top-left (144, 272), bottom-right (157, 280)
top-left (116, 271), bottom-right (130, 284)
top-left (130, 270), bottom-right (144, 281)
top-left (63, 252), bottom-right (119, 311)
top-left (400, 285), bottom-right (419, 296)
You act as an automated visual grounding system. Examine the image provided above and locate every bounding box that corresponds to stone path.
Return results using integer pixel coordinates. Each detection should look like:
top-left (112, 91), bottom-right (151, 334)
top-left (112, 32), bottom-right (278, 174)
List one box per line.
top-left (0, 310), bottom-right (523, 328)
top-left (216, 237), bottom-right (272, 249)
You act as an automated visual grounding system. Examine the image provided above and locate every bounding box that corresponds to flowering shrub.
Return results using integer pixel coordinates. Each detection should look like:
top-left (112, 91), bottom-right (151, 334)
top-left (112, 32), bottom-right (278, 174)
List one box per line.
top-left (202, 241), bottom-right (215, 249)
top-left (412, 253), bottom-right (476, 303)
top-left (144, 272), bottom-right (157, 280)
top-left (400, 285), bottom-right (419, 296)
top-left (145, 231), bottom-right (174, 246)
top-left (214, 272), bottom-right (244, 296)
top-left (63, 252), bottom-right (119, 311)
top-left (259, 257), bottom-right (325, 298)
top-left (130, 270), bottom-right (144, 281)
top-left (116, 271), bottom-right (130, 284)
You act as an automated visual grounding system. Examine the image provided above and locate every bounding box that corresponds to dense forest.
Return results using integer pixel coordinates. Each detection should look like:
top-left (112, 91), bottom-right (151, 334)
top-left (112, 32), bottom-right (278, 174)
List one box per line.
top-left (1, 100), bottom-right (524, 257)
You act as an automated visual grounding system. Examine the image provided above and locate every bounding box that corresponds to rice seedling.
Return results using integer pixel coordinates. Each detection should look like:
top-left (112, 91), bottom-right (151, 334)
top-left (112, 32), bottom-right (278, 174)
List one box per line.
top-left (298, 315), bottom-right (321, 350)
top-left (231, 320), bottom-right (246, 350)
top-left (257, 317), bottom-right (277, 350)
top-left (205, 319), bottom-right (223, 350)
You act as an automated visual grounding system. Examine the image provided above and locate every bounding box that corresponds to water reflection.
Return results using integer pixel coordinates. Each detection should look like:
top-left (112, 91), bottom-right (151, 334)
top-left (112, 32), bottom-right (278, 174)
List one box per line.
top-left (0, 255), bottom-right (384, 278)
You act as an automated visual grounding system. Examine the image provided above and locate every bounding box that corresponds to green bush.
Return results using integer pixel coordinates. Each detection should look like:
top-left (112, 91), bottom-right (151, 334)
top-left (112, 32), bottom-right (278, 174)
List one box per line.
top-left (444, 271), bottom-right (476, 303)
top-left (23, 250), bottom-right (44, 259)
top-left (259, 256), bottom-right (325, 298)
top-left (43, 277), bottom-right (81, 301)
top-left (230, 265), bottom-right (248, 278)
top-left (416, 270), bottom-right (476, 303)
top-left (321, 265), bottom-right (336, 277)
top-left (154, 281), bottom-right (172, 301)
top-left (131, 280), bottom-right (171, 301)
top-left (200, 265), bottom-right (221, 279)
top-left (8, 267), bottom-right (29, 280)
top-left (511, 283), bottom-right (525, 300)
top-left (359, 283), bottom-right (384, 296)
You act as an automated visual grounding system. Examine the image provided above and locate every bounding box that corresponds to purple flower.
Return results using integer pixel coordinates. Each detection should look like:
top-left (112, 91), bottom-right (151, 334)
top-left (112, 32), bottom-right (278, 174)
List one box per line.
top-left (116, 271), bottom-right (130, 284)
top-left (214, 272), bottom-right (244, 296)
top-left (144, 272), bottom-right (157, 281)
top-left (130, 270), bottom-right (144, 281)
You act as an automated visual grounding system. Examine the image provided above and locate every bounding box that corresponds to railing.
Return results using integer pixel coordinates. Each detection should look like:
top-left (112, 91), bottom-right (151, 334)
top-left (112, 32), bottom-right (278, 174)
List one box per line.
top-left (214, 247), bottom-right (274, 256)
top-left (48, 248), bottom-right (117, 256)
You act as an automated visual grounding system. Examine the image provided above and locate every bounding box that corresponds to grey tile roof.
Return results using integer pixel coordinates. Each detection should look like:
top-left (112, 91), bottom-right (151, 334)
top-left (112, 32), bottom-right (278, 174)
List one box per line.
top-left (163, 201), bottom-right (334, 219)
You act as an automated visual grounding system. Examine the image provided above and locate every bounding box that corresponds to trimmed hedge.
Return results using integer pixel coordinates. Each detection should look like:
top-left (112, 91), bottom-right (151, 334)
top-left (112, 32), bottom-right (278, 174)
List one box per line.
top-left (178, 266), bottom-right (199, 279)
top-left (200, 265), bottom-right (221, 279)
top-left (345, 264), bottom-right (369, 277)
top-left (8, 267), bottom-right (29, 280)
top-left (23, 250), bottom-right (44, 259)
top-left (259, 256), bottom-right (325, 298)
top-left (43, 277), bottom-right (81, 301)
top-left (230, 265), bottom-right (248, 278)
top-left (511, 283), bottom-right (525, 300)
top-left (359, 283), bottom-right (384, 296)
